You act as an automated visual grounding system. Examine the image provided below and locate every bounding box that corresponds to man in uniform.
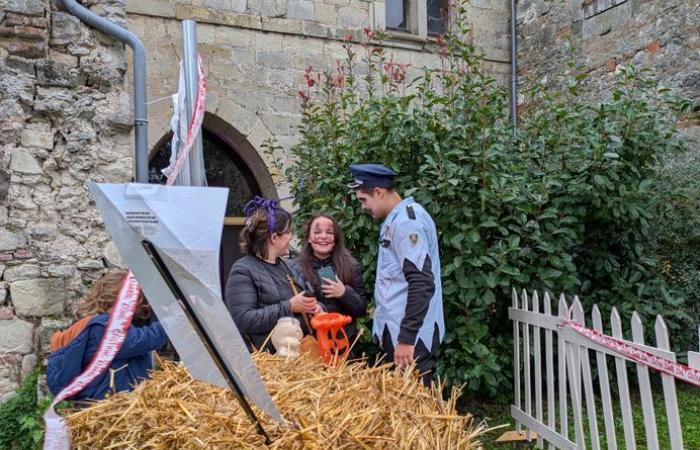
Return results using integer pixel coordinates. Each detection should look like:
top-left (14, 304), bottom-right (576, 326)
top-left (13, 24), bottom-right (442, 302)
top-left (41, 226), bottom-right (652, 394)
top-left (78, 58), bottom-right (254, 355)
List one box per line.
top-left (348, 163), bottom-right (444, 385)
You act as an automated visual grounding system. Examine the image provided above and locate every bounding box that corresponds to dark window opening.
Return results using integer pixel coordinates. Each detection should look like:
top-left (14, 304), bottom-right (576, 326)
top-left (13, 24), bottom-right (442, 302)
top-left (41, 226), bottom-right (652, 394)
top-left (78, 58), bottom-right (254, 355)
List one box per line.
top-left (149, 128), bottom-right (263, 291)
top-left (386, 0), bottom-right (408, 30)
top-left (148, 129), bottom-right (261, 216)
top-left (427, 0), bottom-right (448, 35)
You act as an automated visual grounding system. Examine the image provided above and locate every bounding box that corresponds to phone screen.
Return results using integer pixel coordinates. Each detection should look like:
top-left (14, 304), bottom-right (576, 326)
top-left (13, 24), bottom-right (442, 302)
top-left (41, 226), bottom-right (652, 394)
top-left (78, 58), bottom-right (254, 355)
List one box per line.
top-left (317, 266), bottom-right (337, 282)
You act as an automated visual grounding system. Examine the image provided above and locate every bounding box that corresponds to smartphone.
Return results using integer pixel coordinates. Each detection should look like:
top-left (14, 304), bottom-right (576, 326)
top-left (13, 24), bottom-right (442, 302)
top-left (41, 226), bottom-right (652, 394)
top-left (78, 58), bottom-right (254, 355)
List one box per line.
top-left (317, 266), bottom-right (337, 283)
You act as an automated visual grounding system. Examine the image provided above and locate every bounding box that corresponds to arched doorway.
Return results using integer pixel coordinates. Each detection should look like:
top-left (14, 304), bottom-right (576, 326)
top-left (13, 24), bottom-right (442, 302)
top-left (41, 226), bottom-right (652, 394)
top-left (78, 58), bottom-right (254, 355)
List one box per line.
top-left (148, 119), bottom-right (276, 292)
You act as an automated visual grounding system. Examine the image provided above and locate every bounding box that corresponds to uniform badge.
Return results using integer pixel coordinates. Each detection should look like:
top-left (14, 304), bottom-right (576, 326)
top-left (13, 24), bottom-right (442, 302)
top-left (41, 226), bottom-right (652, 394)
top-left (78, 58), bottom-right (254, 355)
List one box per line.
top-left (409, 233), bottom-right (419, 246)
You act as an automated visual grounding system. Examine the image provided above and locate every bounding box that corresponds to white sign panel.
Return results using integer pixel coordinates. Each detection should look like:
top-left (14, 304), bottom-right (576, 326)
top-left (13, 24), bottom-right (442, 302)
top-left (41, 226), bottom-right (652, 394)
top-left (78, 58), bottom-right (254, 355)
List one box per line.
top-left (88, 182), bottom-right (283, 424)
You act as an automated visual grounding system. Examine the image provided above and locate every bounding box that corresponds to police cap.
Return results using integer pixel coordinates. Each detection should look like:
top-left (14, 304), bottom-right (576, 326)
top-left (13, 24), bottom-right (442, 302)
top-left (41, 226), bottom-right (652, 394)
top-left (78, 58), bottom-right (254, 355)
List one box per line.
top-left (347, 163), bottom-right (398, 189)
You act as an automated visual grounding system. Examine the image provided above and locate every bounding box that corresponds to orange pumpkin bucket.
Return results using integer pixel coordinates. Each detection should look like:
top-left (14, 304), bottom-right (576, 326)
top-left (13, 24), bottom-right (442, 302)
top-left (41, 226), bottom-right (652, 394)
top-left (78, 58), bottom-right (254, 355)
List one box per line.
top-left (310, 312), bottom-right (352, 364)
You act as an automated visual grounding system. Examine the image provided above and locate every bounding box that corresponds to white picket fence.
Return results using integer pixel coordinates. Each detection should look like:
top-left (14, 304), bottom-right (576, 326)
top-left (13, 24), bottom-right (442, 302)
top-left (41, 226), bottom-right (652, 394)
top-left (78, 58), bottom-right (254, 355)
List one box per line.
top-left (508, 289), bottom-right (700, 450)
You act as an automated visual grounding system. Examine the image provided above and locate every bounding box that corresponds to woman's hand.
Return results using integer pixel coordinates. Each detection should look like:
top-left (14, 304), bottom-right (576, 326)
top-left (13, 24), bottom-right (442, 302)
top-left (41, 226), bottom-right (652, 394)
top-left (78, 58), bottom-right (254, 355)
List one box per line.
top-left (321, 277), bottom-right (346, 299)
top-left (289, 291), bottom-right (318, 314)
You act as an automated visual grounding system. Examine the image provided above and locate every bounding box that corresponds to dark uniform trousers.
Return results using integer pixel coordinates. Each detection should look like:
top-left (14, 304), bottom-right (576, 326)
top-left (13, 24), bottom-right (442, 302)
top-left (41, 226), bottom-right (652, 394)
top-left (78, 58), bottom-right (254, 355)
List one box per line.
top-left (378, 323), bottom-right (440, 386)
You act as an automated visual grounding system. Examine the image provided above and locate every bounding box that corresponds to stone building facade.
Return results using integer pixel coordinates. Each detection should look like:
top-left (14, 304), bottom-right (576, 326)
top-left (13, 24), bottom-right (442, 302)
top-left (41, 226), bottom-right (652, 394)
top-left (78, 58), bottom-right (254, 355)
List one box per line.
top-left (0, 0), bottom-right (509, 400)
top-left (517, 0), bottom-right (699, 135)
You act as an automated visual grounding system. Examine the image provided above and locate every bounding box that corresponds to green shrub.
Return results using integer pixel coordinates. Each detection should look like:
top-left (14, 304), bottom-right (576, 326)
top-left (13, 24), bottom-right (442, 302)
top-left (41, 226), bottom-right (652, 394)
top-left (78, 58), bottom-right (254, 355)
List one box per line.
top-left (0, 370), bottom-right (44, 450)
top-left (283, 2), bottom-right (695, 397)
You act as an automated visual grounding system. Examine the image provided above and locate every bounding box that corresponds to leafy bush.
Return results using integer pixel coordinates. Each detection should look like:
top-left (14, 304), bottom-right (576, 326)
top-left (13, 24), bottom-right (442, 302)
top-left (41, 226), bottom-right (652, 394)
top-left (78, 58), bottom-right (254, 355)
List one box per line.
top-left (0, 370), bottom-right (44, 449)
top-left (284, 2), bottom-right (694, 397)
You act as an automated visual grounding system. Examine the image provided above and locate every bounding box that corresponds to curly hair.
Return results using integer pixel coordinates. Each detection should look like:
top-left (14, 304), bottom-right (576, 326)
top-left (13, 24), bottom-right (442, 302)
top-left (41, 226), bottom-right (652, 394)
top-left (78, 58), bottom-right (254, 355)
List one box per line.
top-left (240, 206), bottom-right (292, 259)
top-left (75, 269), bottom-right (150, 320)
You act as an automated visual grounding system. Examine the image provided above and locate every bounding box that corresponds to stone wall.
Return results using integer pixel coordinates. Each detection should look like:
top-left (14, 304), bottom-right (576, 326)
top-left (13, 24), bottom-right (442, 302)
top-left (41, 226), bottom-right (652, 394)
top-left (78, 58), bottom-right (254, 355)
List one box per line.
top-left (0, 0), bottom-right (510, 402)
top-left (0, 0), bottom-right (132, 401)
top-left (126, 0), bottom-right (510, 200)
top-left (517, 0), bottom-right (700, 112)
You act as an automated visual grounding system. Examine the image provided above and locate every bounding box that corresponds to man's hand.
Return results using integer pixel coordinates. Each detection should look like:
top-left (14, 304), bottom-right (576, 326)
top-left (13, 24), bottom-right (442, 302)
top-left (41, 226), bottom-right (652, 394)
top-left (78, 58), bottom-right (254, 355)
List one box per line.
top-left (394, 343), bottom-right (415, 368)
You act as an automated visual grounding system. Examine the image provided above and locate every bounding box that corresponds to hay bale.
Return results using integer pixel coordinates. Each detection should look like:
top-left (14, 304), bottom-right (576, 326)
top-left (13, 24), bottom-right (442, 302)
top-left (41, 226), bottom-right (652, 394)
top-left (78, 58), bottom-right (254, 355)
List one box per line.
top-left (67, 353), bottom-right (485, 449)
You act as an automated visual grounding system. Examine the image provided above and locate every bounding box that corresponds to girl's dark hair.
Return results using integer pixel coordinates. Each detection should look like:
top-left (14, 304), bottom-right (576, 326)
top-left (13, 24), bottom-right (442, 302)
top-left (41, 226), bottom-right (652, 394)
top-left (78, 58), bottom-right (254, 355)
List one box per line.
top-left (297, 214), bottom-right (357, 285)
top-left (240, 200), bottom-right (292, 259)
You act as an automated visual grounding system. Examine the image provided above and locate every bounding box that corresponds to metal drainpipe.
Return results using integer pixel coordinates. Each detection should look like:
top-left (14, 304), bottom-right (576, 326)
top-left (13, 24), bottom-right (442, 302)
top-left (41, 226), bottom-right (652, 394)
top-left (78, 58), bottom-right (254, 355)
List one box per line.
top-left (510, 0), bottom-right (518, 131)
top-left (61, 0), bottom-right (149, 183)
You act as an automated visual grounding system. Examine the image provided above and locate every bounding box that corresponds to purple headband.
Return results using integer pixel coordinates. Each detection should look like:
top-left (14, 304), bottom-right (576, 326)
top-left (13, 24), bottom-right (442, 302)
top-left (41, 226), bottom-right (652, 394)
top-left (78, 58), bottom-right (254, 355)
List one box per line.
top-left (244, 196), bottom-right (282, 235)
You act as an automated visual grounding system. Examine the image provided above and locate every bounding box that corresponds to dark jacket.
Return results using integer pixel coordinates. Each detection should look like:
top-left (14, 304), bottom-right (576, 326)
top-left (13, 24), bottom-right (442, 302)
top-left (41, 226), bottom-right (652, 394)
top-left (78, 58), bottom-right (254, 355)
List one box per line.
top-left (225, 255), bottom-right (306, 351)
top-left (47, 314), bottom-right (167, 400)
top-left (289, 255), bottom-right (368, 344)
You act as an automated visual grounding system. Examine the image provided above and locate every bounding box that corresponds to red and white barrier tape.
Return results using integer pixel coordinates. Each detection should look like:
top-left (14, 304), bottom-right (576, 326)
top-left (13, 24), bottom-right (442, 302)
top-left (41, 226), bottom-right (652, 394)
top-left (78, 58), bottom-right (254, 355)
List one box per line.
top-left (562, 318), bottom-right (700, 387)
top-left (43, 272), bottom-right (141, 450)
top-left (165, 54), bottom-right (207, 186)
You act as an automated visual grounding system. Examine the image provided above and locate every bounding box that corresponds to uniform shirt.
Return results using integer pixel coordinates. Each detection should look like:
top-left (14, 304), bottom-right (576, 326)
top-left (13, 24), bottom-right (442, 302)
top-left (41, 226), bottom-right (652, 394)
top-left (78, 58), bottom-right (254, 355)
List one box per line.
top-left (373, 197), bottom-right (444, 350)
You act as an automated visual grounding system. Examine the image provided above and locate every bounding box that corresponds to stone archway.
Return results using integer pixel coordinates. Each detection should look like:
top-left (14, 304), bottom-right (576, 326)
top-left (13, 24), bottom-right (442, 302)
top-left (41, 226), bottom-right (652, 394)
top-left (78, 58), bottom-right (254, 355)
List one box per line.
top-left (147, 114), bottom-right (278, 288)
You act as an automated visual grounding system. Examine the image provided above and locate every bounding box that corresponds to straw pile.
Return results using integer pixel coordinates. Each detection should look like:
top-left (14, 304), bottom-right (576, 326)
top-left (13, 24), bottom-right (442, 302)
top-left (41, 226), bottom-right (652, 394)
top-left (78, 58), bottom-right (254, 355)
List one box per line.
top-left (66, 353), bottom-right (485, 449)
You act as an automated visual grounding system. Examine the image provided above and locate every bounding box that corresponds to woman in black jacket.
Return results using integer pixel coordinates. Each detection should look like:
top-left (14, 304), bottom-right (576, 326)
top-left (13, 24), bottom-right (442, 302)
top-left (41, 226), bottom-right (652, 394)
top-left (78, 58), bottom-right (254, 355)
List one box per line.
top-left (225, 197), bottom-right (319, 351)
top-left (290, 214), bottom-right (368, 346)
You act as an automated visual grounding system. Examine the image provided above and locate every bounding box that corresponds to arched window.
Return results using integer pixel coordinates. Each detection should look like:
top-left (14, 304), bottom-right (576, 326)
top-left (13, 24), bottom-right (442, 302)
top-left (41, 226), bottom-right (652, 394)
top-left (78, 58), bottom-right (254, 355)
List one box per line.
top-left (148, 126), bottom-right (267, 291)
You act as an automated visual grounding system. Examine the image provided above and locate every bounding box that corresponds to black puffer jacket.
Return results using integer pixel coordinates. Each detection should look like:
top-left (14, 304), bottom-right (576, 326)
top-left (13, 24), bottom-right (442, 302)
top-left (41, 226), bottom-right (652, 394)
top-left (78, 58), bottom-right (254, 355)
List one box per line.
top-left (289, 256), bottom-right (368, 345)
top-left (225, 255), bottom-right (304, 351)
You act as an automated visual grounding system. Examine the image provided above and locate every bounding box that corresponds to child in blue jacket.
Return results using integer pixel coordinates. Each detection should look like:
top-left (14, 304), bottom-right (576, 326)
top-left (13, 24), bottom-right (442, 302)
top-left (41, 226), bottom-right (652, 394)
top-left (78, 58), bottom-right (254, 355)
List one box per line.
top-left (47, 270), bottom-right (168, 400)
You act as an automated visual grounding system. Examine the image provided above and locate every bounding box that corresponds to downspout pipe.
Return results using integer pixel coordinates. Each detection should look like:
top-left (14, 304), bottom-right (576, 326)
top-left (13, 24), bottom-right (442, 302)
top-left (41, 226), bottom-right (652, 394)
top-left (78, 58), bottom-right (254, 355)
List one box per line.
top-left (509, 0), bottom-right (518, 131)
top-left (62, 0), bottom-right (149, 183)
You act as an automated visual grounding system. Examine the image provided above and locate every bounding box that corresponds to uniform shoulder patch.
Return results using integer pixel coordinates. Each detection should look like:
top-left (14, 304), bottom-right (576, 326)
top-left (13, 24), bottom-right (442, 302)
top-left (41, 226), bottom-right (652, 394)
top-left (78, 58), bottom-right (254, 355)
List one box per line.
top-left (408, 233), bottom-right (419, 246)
top-left (406, 205), bottom-right (416, 220)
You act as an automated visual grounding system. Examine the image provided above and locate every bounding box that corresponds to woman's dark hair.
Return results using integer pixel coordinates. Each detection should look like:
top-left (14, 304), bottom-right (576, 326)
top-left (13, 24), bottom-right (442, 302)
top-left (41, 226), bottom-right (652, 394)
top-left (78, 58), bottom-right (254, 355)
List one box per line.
top-left (240, 197), bottom-right (292, 259)
top-left (297, 214), bottom-right (357, 285)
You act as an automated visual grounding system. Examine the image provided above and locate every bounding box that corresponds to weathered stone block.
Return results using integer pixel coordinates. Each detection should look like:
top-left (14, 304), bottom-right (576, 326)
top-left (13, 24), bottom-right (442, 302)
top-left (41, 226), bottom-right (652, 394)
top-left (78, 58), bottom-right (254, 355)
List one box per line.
top-left (77, 259), bottom-right (104, 270)
top-left (50, 12), bottom-right (84, 46)
top-left (3, 41), bottom-right (46, 59)
top-left (0, 0), bottom-right (45, 16)
top-left (103, 241), bottom-right (125, 268)
top-left (288, 0), bottom-right (315, 20)
top-left (0, 306), bottom-right (12, 319)
top-left (20, 123), bottom-right (54, 149)
top-left (49, 49), bottom-right (79, 68)
top-left (174, 4), bottom-right (263, 29)
top-left (34, 86), bottom-right (76, 114)
top-left (36, 59), bottom-right (85, 88)
top-left (3, 264), bottom-right (40, 281)
top-left (10, 147), bottom-right (43, 175)
top-left (0, 230), bottom-right (27, 252)
top-left (125, 0), bottom-right (175, 16)
top-left (247, 0), bottom-right (286, 17)
top-left (315, 3), bottom-right (337, 25)
top-left (10, 278), bottom-right (66, 317)
top-left (47, 264), bottom-right (75, 278)
top-left (5, 13), bottom-right (48, 28)
top-left (262, 17), bottom-right (303, 34)
top-left (0, 318), bottom-right (34, 354)
top-left (337, 7), bottom-right (366, 28)
top-left (259, 112), bottom-right (296, 135)
top-left (20, 354), bottom-right (37, 381)
top-left (39, 317), bottom-right (72, 354)
top-left (255, 50), bottom-right (292, 69)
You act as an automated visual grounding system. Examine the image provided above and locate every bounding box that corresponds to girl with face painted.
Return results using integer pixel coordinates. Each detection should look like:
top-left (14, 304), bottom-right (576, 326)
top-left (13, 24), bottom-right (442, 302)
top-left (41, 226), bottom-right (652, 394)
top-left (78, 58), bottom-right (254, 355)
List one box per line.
top-left (290, 214), bottom-right (368, 348)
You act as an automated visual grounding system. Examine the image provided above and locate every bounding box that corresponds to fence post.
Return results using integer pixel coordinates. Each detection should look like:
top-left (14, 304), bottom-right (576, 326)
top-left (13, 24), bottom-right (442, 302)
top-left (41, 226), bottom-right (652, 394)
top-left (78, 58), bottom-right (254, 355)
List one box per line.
top-left (592, 305), bottom-right (617, 450)
top-left (512, 288), bottom-right (522, 433)
top-left (631, 312), bottom-right (659, 450)
top-left (557, 295), bottom-right (569, 441)
top-left (523, 290), bottom-right (532, 442)
top-left (533, 291), bottom-right (544, 448)
top-left (654, 316), bottom-right (683, 450)
top-left (544, 293), bottom-right (555, 450)
top-left (611, 307), bottom-right (636, 450)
